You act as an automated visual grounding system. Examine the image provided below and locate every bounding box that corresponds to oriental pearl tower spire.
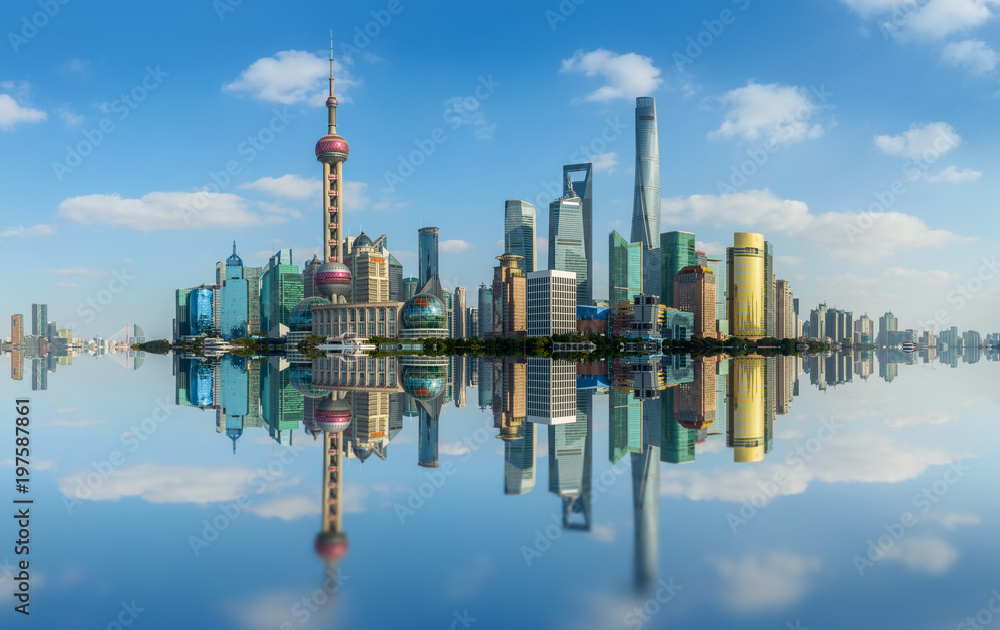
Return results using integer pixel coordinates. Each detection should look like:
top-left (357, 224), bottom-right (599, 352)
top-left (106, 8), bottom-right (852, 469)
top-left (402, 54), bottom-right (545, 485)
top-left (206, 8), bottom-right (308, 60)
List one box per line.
top-left (314, 33), bottom-right (353, 304)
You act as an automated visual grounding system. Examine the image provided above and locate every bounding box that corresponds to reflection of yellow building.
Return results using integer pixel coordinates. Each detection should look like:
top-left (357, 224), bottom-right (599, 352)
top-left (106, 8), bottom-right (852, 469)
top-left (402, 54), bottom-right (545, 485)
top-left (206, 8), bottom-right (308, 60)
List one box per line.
top-left (727, 356), bottom-right (766, 463)
top-left (727, 232), bottom-right (766, 340)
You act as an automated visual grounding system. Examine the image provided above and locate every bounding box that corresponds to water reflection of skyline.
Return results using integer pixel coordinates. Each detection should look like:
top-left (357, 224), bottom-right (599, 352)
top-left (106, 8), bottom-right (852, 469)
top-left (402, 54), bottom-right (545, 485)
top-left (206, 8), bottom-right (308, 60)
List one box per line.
top-left (167, 347), bottom-right (978, 595)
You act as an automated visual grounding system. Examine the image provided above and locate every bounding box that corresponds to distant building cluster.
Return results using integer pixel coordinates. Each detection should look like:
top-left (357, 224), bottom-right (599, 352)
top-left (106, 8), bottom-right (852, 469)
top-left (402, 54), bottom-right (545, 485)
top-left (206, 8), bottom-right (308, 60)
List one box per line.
top-left (1, 304), bottom-right (144, 387)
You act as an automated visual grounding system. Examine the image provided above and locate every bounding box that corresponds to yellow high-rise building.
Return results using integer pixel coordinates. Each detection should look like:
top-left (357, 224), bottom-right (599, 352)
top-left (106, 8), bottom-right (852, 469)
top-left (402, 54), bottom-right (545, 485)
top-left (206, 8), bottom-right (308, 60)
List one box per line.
top-left (727, 232), bottom-right (766, 340)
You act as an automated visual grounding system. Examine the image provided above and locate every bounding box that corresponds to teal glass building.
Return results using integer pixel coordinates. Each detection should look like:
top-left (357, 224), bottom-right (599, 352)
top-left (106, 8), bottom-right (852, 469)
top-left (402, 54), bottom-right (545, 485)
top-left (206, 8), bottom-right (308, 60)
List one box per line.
top-left (660, 231), bottom-right (697, 308)
top-left (609, 230), bottom-right (643, 306)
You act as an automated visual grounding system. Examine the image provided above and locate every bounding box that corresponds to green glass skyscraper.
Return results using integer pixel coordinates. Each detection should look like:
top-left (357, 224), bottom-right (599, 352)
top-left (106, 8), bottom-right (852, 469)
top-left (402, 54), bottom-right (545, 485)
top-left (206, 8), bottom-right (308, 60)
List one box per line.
top-left (609, 230), bottom-right (643, 306)
top-left (260, 249), bottom-right (303, 335)
top-left (660, 231), bottom-right (696, 308)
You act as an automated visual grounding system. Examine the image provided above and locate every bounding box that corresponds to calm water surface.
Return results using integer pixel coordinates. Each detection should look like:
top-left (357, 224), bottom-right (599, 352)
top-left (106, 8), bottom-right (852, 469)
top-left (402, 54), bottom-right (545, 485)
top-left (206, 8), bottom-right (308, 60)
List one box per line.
top-left (1, 350), bottom-right (997, 630)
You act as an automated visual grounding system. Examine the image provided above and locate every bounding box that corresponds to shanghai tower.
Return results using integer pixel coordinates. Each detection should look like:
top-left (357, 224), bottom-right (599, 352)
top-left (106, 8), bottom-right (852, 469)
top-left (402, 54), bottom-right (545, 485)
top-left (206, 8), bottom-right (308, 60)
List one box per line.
top-left (631, 97), bottom-right (661, 297)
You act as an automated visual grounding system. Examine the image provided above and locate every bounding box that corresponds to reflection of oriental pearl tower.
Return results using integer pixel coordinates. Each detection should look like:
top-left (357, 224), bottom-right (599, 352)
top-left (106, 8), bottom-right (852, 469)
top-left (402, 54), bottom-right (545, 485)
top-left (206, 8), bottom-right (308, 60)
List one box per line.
top-left (314, 35), bottom-right (353, 304)
top-left (315, 393), bottom-right (351, 571)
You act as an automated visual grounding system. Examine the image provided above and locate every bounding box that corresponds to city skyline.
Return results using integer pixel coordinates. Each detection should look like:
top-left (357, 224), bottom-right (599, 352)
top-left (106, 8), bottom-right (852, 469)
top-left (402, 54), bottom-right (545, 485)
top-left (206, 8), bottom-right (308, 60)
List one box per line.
top-left (4, 1), bottom-right (998, 339)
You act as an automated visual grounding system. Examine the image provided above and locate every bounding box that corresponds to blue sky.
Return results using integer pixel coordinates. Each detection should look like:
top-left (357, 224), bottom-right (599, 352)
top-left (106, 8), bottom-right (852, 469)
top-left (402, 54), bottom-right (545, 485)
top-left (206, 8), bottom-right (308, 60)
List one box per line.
top-left (2, 0), bottom-right (999, 339)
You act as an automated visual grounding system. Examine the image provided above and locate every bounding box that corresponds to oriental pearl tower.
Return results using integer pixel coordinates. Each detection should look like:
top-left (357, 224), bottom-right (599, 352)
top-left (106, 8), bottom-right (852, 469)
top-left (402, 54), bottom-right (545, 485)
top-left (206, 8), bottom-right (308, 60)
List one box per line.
top-left (313, 35), bottom-right (353, 304)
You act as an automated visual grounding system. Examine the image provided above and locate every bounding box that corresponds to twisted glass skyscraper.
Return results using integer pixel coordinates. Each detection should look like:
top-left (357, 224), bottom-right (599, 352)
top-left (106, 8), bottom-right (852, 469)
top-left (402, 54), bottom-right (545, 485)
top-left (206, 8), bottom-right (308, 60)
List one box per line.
top-left (631, 97), bottom-right (661, 296)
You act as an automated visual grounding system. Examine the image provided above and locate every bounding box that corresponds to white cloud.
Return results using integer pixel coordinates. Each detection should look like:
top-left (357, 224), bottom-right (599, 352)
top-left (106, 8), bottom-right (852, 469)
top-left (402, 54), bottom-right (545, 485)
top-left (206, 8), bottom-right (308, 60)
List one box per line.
top-left (923, 512), bottom-right (981, 529)
top-left (245, 495), bottom-right (318, 520)
top-left (344, 180), bottom-right (370, 212)
top-left (589, 152), bottom-right (618, 173)
top-left (662, 189), bottom-right (966, 263)
top-left (443, 96), bottom-right (495, 140)
top-left (55, 282), bottom-right (79, 288)
top-left (695, 240), bottom-right (725, 256)
top-left (943, 39), bottom-right (999, 73)
top-left (4, 458), bottom-right (54, 470)
top-left (927, 165), bottom-right (982, 183)
top-left (839, 0), bottom-right (915, 16)
top-left (875, 122), bottom-right (961, 159)
top-left (240, 174), bottom-right (319, 199)
top-left (48, 418), bottom-right (111, 427)
top-left (59, 191), bottom-right (286, 231)
top-left (660, 432), bottom-right (962, 503)
top-left (45, 268), bottom-right (110, 276)
top-left (711, 552), bottom-right (821, 612)
top-left (1, 224), bottom-right (54, 238)
top-left (439, 441), bottom-right (471, 456)
top-left (440, 239), bottom-right (473, 254)
top-left (898, 0), bottom-right (999, 40)
top-left (58, 464), bottom-right (263, 505)
top-left (223, 50), bottom-right (359, 104)
top-left (58, 58), bottom-right (91, 78)
top-left (711, 81), bottom-right (826, 146)
top-left (775, 255), bottom-right (804, 266)
top-left (881, 535), bottom-right (958, 573)
top-left (58, 107), bottom-right (84, 126)
top-left (0, 92), bottom-right (46, 130)
top-left (590, 523), bottom-right (616, 543)
top-left (560, 49), bottom-right (663, 101)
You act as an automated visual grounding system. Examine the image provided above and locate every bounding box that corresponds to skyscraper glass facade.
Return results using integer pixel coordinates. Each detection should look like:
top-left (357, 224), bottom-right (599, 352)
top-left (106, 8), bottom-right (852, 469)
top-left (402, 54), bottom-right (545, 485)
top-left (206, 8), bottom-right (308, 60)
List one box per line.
top-left (189, 288), bottom-right (214, 335)
top-left (261, 249), bottom-right (303, 334)
top-left (548, 194), bottom-right (588, 305)
top-left (418, 227), bottom-right (439, 290)
top-left (631, 97), bottom-right (661, 295)
top-left (609, 230), bottom-right (643, 306)
top-left (31, 303), bottom-right (47, 337)
top-left (660, 231), bottom-right (697, 308)
top-left (244, 267), bottom-right (262, 335)
top-left (221, 245), bottom-right (249, 340)
top-left (504, 200), bottom-right (536, 273)
top-left (564, 163), bottom-right (593, 305)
